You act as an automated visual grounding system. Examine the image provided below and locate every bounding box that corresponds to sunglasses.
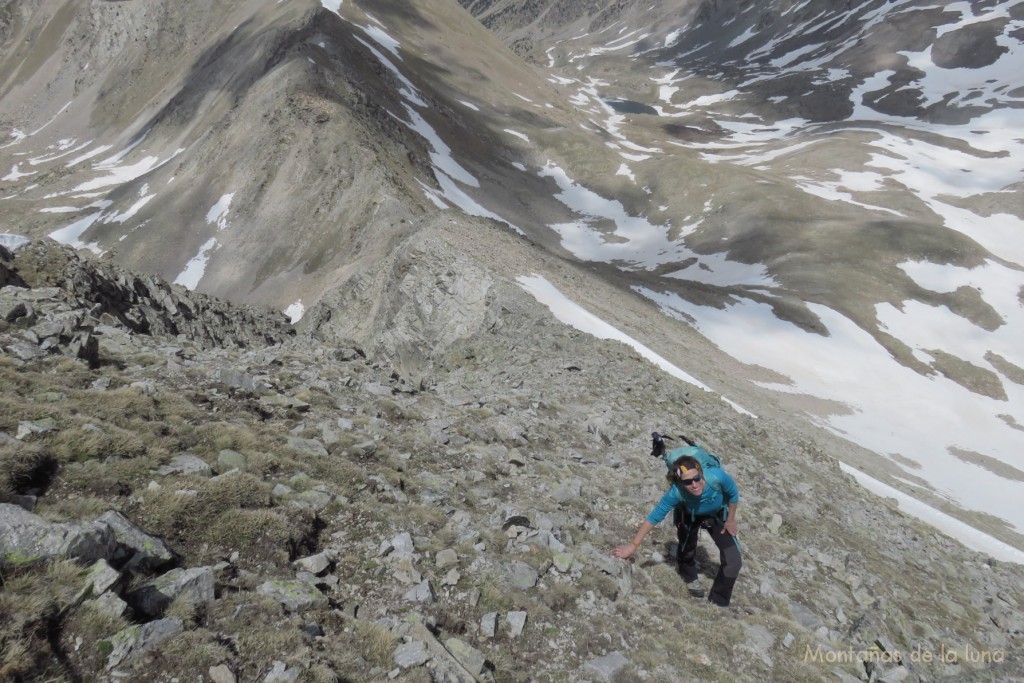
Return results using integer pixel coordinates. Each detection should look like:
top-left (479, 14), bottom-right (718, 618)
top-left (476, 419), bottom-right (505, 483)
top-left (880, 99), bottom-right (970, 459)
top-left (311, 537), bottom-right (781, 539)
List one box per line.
top-left (679, 473), bottom-right (703, 486)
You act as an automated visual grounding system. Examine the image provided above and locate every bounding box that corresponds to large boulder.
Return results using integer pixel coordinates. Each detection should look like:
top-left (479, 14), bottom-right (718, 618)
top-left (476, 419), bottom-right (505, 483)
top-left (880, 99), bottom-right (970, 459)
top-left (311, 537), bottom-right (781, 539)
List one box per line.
top-left (0, 503), bottom-right (116, 568)
top-left (96, 510), bottom-right (177, 572)
top-left (127, 566), bottom-right (216, 618)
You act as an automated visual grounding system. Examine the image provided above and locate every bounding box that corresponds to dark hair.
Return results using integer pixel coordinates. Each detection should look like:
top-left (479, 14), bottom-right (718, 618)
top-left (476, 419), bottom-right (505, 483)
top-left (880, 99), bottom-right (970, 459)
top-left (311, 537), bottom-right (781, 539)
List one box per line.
top-left (674, 455), bottom-right (703, 478)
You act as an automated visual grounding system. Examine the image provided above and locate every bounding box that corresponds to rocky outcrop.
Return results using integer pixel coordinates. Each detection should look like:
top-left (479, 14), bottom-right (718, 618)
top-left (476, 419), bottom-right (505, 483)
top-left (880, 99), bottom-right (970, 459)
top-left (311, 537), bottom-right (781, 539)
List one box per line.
top-left (4, 239), bottom-right (294, 351)
top-left (303, 227), bottom-right (545, 385)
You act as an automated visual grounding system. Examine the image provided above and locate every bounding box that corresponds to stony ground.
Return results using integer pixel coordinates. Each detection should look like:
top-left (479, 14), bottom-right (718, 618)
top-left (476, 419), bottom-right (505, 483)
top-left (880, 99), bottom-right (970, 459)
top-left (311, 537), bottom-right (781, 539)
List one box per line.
top-left (1, 235), bottom-right (1022, 683)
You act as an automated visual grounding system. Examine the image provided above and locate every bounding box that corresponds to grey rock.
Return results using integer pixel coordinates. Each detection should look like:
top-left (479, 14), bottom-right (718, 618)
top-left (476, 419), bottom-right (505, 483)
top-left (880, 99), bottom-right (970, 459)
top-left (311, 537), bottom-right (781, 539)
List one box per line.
top-left (208, 664), bottom-right (237, 683)
top-left (216, 368), bottom-right (257, 391)
top-left (128, 566), bottom-right (215, 618)
top-left (435, 548), bottom-right (458, 570)
top-left (286, 435), bottom-right (328, 457)
top-left (403, 580), bottom-right (435, 603)
top-left (271, 483), bottom-right (294, 498)
top-left (293, 551), bottom-right (333, 576)
top-left (536, 529), bottom-right (566, 552)
top-left (552, 551), bottom-right (574, 573)
top-left (92, 591), bottom-right (129, 618)
top-left (290, 489), bottom-right (334, 511)
top-left (261, 395), bottom-right (310, 412)
top-left (217, 448), bottom-right (248, 471)
top-left (506, 611), bottom-right (527, 637)
top-left (95, 510), bottom-right (175, 571)
top-left (264, 660), bottom-right (302, 683)
top-left (552, 478), bottom-right (582, 503)
top-left (129, 380), bottom-right (157, 396)
top-left (583, 651), bottom-right (631, 682)
top-left (257, 579), bottom-right (328, 612)
top-left (0, 300), bottom-right (27, 323)
top-left (5, 342), bottom-right (42, 361)
top-left (880, 667), bottom-right (910, 682)
top-left (508, 560), bottom-right (539, 590)
top-left (394, 640), bottom-right (431, 668)
top-left (590, 553), bottom-right (622, 577)
top-left (789, 601), bottom-right (824, 630)
top-left (157, 454), bottom-right (212, 477)
top-left (502, 515), bottom-right (532, 531)
top-left (104, 617), bottom-right (183, 669)
top-left (441, 568), bottom-right (460, 586)
top-left (480, 612), bottom-right (498, 638)
top-left (444, 637), bottom-right (487, 676)
top-left (741, 624), bottom-right (775, 666)
top-left (390, 532), bottom-right (415, 556)
top-left (0, 503), bottom-right (116, 567)
top-left (3, 493), bottom-right (36, 511)
top-left (85, 558), bottom-right (122, 596)
top-left (349, 440), bottom-right (377, 457)
top-left (16, 419), bottom-right (56, 440)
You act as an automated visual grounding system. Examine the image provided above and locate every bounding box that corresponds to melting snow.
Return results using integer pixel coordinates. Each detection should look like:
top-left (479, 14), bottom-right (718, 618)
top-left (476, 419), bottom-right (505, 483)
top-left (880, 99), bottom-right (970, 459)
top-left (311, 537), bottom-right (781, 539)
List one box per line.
top-left (504, 129), bottom-right (530, 142)
top-left (285, 300), bottom-right (305, 323)
top-left (207, 193), bottom-right (234, 230)
top-left (2, 165), bottom-right (35, 181)
top-left (48, 211), bottom-right (105, 254)
top-left (517, 274), bottom-right (753, 416)
top-left (0, 233), bottom-right (31, 251)
top-left (174, 237), bottom-right (218, 290)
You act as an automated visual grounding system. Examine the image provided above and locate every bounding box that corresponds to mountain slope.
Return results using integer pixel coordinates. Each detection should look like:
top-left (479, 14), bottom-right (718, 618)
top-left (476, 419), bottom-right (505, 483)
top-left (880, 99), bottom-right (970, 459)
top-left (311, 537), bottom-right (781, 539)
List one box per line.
top-left (2, 234), bottom-right (1023, 682)
top-left (2, 0), bottom-right (1023, 573)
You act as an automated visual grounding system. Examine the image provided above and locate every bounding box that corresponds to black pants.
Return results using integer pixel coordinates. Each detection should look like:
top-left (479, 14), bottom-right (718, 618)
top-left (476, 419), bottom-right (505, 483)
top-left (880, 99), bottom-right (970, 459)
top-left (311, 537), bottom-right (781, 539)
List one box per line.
top-left (674, 508), bottom-right (742, 606)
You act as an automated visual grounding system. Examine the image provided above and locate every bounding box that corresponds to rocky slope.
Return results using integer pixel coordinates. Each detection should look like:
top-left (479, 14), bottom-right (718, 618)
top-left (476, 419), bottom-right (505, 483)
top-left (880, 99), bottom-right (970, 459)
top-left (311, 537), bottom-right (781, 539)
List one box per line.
top-left (2, 232), bottom-right (1021, 682)
top-left (4, 0), bottom-right (1023, 552)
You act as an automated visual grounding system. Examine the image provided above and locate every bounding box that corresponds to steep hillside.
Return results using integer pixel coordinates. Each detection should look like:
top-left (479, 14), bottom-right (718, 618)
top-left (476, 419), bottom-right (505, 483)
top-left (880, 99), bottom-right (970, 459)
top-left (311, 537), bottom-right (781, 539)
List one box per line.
top-left (2, 6), bottom-right (1024, 680)
top-left (2, 233), bottom-right (1023, 682)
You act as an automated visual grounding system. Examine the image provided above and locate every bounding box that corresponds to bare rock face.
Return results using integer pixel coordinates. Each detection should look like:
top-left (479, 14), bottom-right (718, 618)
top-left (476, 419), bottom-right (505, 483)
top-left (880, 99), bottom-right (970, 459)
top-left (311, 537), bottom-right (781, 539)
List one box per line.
top-left (0, 245), bottom-right (27, 288)
top-left (304, 226), bottom-right (537, 383)
top-left (1, 239), bottom-right (295, 356)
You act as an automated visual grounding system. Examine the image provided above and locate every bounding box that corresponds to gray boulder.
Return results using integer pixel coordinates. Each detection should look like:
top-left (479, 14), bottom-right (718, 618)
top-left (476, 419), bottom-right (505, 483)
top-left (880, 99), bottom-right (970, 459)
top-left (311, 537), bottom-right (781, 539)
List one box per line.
top-left (104, 617), bottom-right (183, 669)
top-left (0, 503), bottom-right (116, 568)
top-left (257, 578), bottom-right (328, 612)
top-left (96, 510), bottom-right (176, 571)
top-left (156, 454), bottom-right (212, 477)
top-left (127, 566), bottom-right (216, 618)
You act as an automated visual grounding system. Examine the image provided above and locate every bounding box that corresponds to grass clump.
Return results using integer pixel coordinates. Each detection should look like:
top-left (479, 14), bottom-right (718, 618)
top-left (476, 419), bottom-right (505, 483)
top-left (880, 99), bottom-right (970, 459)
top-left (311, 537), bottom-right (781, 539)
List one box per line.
top-left (351, 619), bottom-right (397, 668)
top-left (201, 507), bottom-right (319, 565)
top-left (0, 440), bottom-right (54, 496)
top-left (49, 421), bottom-right (148, 462)
top-left (61, 598), bottom-right (132, 674)
top-left (0, 560), bottom-right (92, 680)
top-left (137, 471), bottom-right (276, 561)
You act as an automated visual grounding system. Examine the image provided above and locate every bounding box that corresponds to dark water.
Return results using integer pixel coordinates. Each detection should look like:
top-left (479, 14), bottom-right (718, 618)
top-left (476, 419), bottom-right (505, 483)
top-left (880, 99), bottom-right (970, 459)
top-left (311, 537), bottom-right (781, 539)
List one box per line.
top-left (604, 99), bottom-right (659, 115)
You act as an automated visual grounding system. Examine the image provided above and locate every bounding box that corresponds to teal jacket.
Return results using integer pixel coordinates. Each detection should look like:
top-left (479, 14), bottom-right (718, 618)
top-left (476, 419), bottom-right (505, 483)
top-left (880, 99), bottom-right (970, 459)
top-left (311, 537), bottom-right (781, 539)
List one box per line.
top-left (646, 467), bottom-right (739, 526)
